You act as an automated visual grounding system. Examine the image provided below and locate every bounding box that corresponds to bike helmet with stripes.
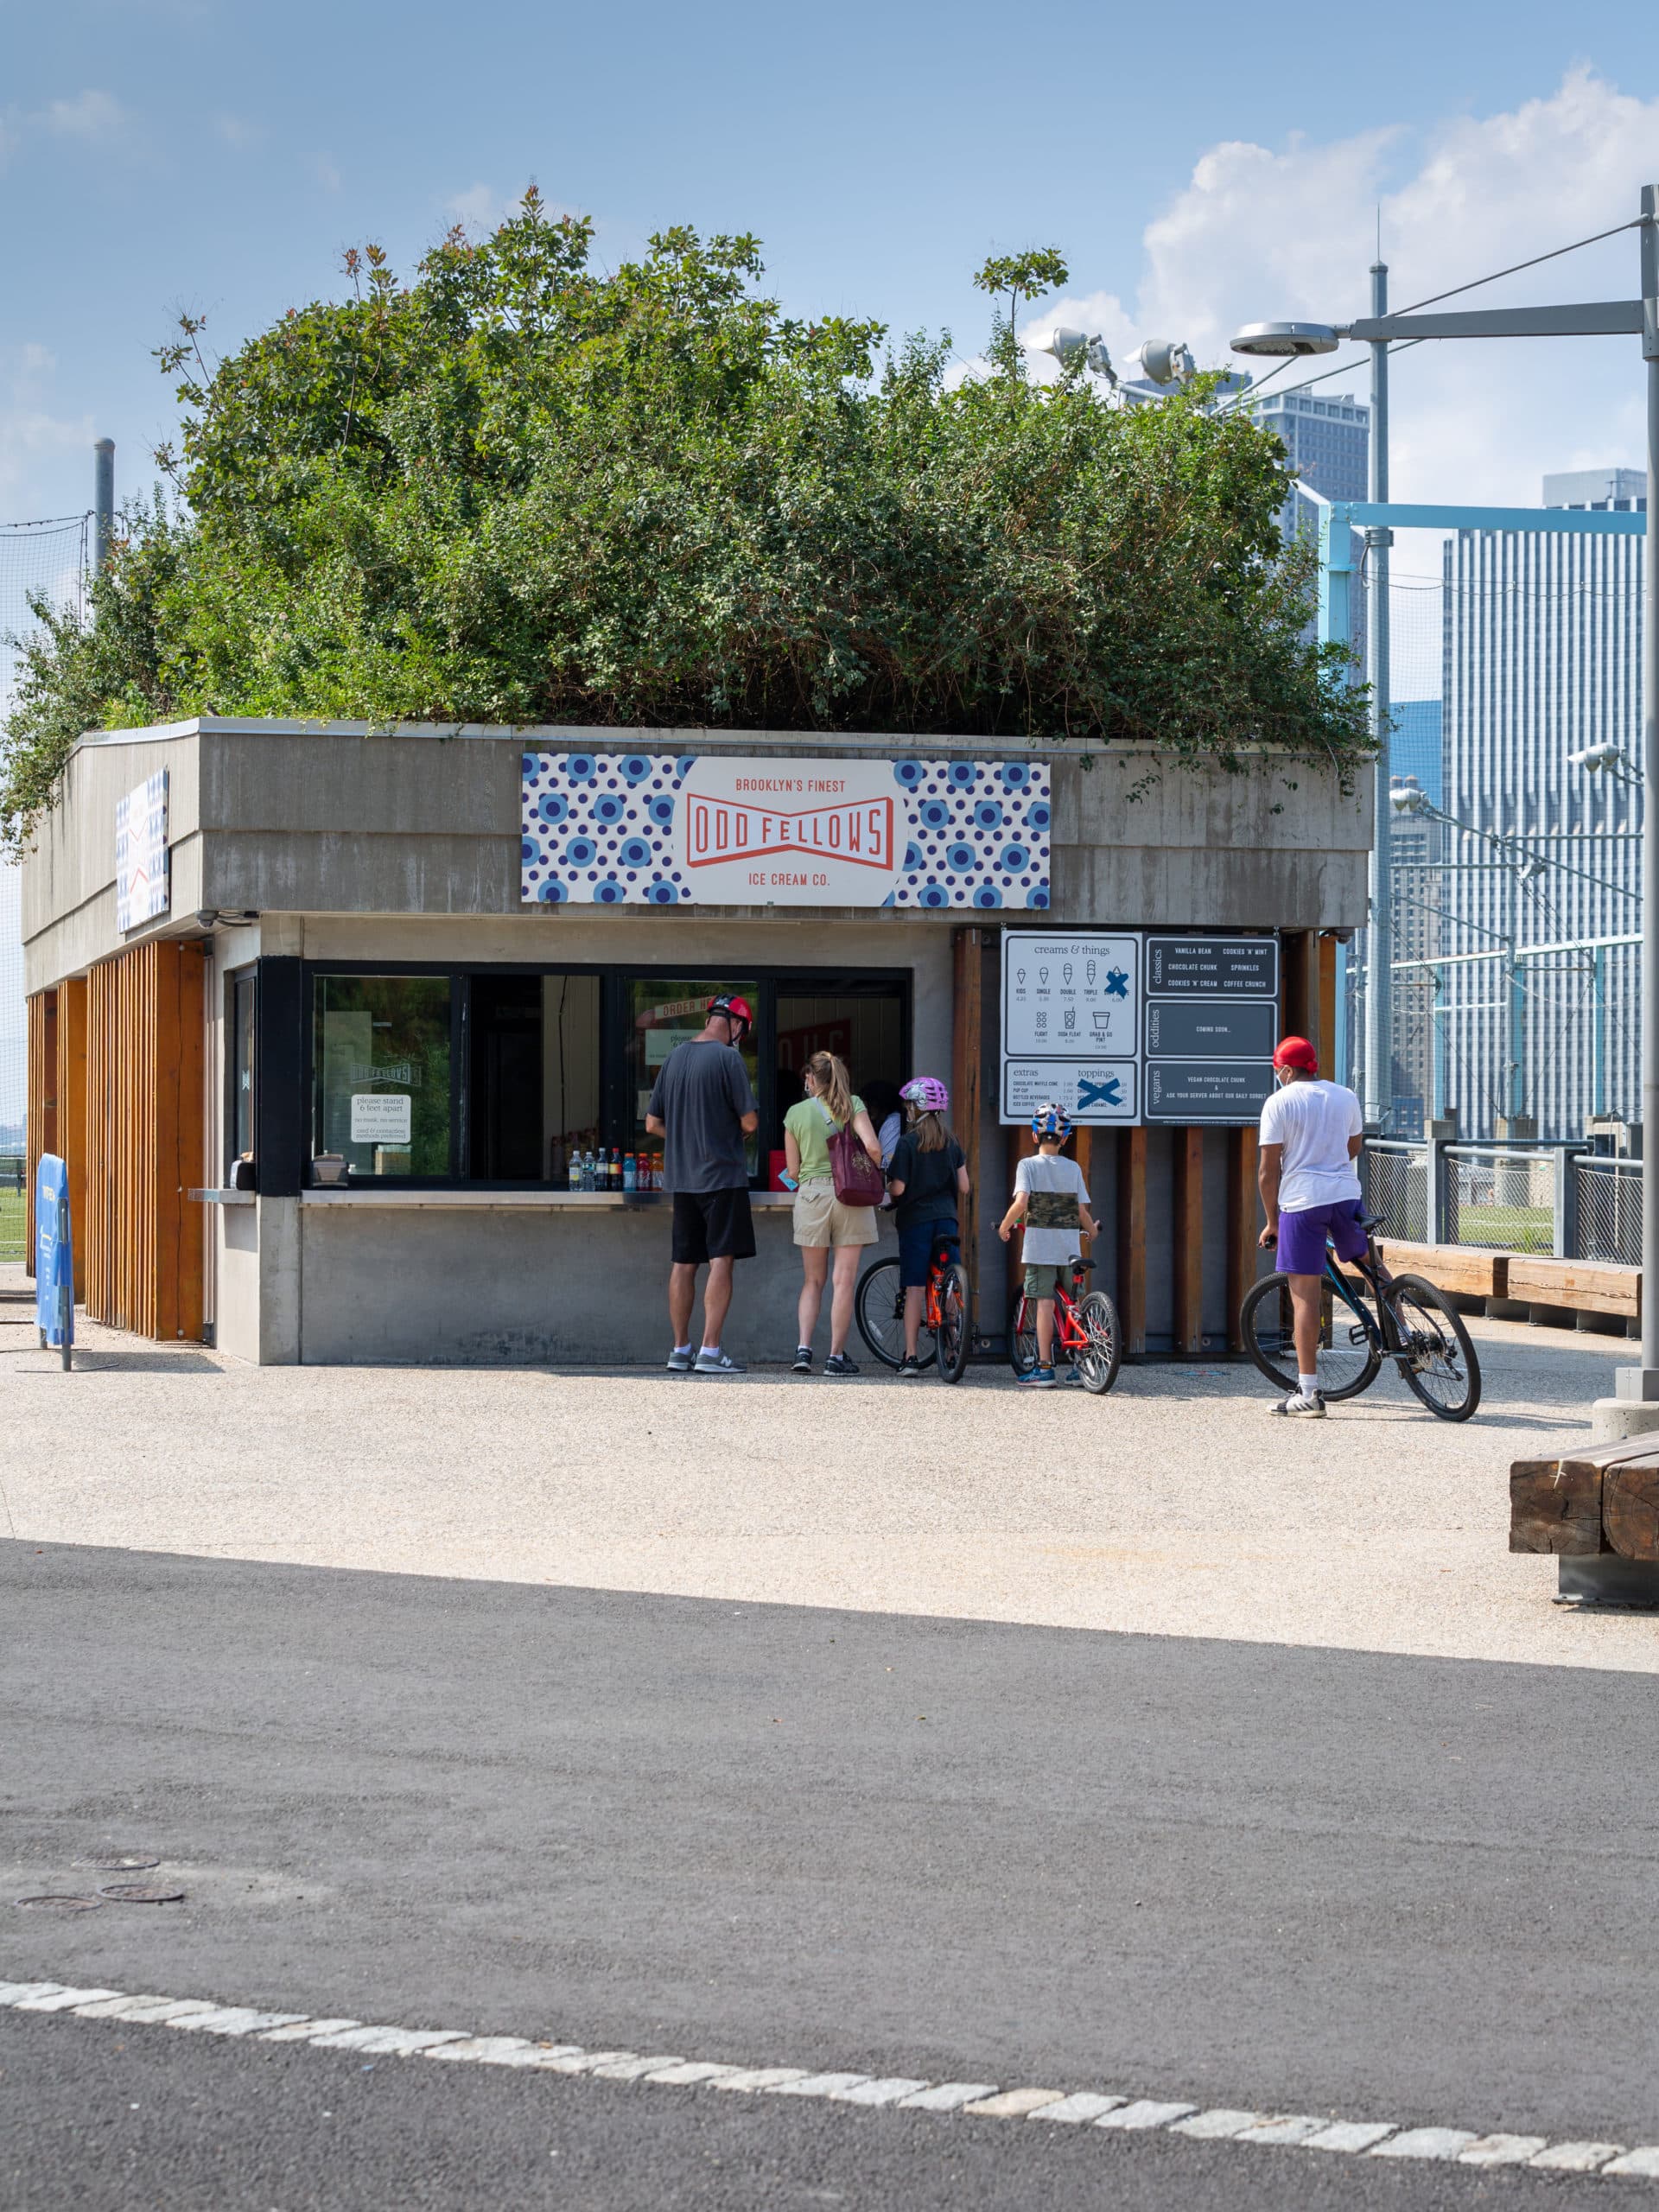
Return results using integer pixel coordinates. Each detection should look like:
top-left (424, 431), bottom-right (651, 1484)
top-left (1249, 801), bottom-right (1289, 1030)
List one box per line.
top-left (899, 1076), bottom-right (950, 1112)
top-left (1030, 1100), bottom-right (1072, 1141)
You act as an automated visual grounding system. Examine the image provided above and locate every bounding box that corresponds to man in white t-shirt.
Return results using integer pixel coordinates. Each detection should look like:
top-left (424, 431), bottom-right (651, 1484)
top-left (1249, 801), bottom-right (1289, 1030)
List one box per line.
top-left (1256, 1034), bottom-right (1365, 1418)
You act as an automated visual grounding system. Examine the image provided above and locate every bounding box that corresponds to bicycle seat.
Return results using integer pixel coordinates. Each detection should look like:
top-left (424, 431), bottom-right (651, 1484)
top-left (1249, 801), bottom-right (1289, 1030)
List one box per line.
top-left (1358, 1213), bottom-right (1383, 1234)
top-left (1070, 1257), bottom-right (1096, 1273)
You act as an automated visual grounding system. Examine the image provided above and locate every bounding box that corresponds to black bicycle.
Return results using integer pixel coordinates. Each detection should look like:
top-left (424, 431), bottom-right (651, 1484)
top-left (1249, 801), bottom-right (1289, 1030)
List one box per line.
top-left (1238, 1213), bottom-right (1481, 1422)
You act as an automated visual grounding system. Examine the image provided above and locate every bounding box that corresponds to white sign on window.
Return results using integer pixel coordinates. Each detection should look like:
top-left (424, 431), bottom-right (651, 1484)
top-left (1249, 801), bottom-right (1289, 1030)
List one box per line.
top-left (350, 1093), bottom-right (412, 1144)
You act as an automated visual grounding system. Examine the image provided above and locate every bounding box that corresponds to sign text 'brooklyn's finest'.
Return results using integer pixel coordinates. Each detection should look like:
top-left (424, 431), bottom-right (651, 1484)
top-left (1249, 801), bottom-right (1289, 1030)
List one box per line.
top-left (522, 751), bottom-right (1050, 909)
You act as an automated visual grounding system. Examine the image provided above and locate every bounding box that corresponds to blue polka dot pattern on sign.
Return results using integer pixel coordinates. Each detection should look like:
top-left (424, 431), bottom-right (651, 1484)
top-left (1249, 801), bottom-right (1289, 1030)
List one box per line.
top-left (518, 749), bottom-right (1050, 909)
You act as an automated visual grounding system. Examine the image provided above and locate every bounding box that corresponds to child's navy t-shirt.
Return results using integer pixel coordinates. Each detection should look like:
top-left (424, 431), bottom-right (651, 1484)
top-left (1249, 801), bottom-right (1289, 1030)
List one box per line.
top-left (888, 1135), bottom-right (964, 1230)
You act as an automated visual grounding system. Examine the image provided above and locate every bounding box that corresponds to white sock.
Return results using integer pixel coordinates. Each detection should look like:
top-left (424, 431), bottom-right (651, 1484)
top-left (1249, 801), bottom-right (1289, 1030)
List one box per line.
top-left (674, 1344), bottom-right (692, 1356)
top-left (699, 1344), bottom-right (721, 1356)
top-left (1299, 1373), bottom-right (1319, 1398)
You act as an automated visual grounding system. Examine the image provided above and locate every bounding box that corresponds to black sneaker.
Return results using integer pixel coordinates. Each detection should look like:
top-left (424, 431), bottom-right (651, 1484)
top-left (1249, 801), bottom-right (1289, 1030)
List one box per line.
top-left (823, 1351), bottom-right (859, 1377)
top-left (896, 1356), bottom-right (923, 1379)
top-left (791, 1345), bottom-right (814, 1374)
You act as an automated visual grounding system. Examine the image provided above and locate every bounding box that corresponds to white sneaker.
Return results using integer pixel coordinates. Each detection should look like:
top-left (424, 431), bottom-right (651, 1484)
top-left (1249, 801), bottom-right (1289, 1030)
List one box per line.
top-left (1272, 1388), bottom-right (1326, 1418)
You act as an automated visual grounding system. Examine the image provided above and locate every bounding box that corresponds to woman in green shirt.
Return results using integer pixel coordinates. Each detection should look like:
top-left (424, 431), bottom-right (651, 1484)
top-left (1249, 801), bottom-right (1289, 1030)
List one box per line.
top-left (783, 1051), bottom-right (882, 1377)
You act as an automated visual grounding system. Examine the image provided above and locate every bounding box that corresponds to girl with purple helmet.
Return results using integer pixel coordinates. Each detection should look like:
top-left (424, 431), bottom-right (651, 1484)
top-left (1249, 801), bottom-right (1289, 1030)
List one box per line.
top-left (886, 1077), bottom-right (970, 1378)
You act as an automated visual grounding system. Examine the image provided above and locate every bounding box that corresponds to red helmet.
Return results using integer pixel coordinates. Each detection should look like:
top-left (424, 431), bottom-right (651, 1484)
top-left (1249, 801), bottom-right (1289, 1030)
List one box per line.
top-left (1273, 1034), bottom-right (1319, 1072)
top-left (707, 993), bottom-right (753, 1038)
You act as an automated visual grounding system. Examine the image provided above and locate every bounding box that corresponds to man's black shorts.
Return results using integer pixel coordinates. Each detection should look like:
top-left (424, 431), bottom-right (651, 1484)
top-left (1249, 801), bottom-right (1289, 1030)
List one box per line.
top-left (671, 1186), bottom-right (757, 1265)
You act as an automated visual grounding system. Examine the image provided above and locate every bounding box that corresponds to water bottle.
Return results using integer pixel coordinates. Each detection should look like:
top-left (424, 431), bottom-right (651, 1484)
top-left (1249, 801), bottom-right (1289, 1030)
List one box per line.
top-left (567, 1149), bottom-right (580, 1192)
top-left (582, 1149), bottom-right (594, 1192)
top-left (623, 1154), bottom-right (637, 1192)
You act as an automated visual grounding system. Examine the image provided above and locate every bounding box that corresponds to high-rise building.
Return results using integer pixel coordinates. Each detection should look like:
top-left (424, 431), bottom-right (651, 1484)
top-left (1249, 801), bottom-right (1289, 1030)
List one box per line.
top-left (1249, 387), bottom-right (1370, 543)
top-left (1541, 467), bottom-right (1647, 513)
top-left (1437, 479), bottom-right (1644, 1139)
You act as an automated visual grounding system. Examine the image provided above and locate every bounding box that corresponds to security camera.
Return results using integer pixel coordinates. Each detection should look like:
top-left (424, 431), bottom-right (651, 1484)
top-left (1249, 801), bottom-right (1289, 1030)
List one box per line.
top-left (195, 908), bottom-right (219, 928)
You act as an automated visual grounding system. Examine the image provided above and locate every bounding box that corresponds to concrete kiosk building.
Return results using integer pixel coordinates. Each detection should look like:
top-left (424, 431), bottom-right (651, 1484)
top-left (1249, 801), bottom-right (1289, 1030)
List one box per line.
top-left (22, 720), bottom-right (1370, 1366)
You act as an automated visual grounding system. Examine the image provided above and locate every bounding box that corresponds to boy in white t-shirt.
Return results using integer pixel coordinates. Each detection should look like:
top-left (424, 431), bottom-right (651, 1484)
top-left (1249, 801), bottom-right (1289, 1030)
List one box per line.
top-left (998, 1101), bottom-right (1100, 1388)
top-left (1256, 1034), bottom-right (1366, 1419)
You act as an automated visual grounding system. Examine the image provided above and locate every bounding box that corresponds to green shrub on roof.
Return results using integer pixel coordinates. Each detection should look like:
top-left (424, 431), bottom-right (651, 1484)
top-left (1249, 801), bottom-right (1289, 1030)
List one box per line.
top-left (1, 191), bottom-right (1369, 854)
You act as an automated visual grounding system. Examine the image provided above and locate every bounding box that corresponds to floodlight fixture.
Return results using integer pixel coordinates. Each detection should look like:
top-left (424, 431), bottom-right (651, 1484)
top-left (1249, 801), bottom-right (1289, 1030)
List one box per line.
top-left (1389, 783), bottom-right (1430, 817)
top-left (1135, 338), bottom-right (1195, 385)
top-left (1569, 740), bottom-right (1625, 772)
top-left (1230, 321), bottom-right (1344, 359)
top-left (1043, 327), bottom-right (1117, 385)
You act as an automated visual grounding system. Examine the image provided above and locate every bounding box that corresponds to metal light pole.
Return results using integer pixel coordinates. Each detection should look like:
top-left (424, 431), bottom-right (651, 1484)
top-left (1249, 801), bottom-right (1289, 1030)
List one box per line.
top-left (1363, 261), bottom-right (1393, 1128)
top-left (1641, 181), bottom-right (1659, 1381)
top-left (93, 438), bottom-right (114, 575)
top-left (1233, 184), bottom-right (1659, 1437)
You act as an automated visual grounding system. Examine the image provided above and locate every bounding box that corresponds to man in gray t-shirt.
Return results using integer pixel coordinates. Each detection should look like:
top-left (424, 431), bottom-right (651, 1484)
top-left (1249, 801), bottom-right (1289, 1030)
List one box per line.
top-left (645, 995), bottom-right (760, 1376)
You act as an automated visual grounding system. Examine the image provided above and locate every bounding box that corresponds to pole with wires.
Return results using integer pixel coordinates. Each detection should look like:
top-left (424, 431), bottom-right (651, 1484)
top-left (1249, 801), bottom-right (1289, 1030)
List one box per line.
top-left (1362, 260), bottom-right (1393, 1128)
top-left (1639, 183), bottom-right (1659, 1377)
top-left (93, 438), bottom-right (114, 575)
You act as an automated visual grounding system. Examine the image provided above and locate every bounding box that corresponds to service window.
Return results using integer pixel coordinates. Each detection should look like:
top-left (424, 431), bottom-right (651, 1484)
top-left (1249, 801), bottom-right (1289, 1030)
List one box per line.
top-left (314, 975), bottom-right (452, 1177)
top-left (231, 969), bottom-right (257, 1165)
top-left (467, 972), bottom-right (602, 1183)
top-left (627, 977), bottom-right (760, 1175)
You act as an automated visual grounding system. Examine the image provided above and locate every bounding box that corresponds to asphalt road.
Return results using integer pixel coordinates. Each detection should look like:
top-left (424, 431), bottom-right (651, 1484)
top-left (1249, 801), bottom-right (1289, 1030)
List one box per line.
top-left (3, 1539), bottom-right (1656, 2207)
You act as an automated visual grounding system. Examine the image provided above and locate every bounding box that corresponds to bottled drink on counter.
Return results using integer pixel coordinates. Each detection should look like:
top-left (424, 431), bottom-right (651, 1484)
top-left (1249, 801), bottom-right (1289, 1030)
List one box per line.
top-left (654, 1152), bottom-right (664, 1191)
top-left (582, 1149), bottom-right (595, 1192)
top-left (567, 1151), bottom-right (580, 1192)
top-left (623, 1154), bottom-right (637, 1192)
top-left (611, 1147), bottom-right (622, 1189)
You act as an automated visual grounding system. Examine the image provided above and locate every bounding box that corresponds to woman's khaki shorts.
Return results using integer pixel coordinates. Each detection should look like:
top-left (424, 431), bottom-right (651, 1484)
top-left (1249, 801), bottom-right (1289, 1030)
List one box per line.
top-left (792, 1178), bottom-right (879, 1249)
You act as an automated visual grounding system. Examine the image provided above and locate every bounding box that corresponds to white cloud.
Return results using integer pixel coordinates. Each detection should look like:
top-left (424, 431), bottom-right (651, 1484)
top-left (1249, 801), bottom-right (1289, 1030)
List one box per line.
top-left (445, 181), bottom-right (516, 232)
top-left (308, 151), bottom-right (342, 193)
top-left (41, 89), bottom-right (128, 140)
top-left (213, 112), bottom-right (261, 149)
top-left (1018, 67), bottom-right (1658, 505)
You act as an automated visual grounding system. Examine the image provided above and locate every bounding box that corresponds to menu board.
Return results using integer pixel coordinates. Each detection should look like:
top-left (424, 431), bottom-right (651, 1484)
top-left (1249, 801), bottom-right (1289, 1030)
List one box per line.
top-left (1001, 930), bottom-right (1280, 1126)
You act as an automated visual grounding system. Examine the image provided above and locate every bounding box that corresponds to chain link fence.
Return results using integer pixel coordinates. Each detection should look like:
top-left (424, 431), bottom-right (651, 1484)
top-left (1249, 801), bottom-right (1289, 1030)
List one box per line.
top-left (1362, 1138), bottom-right (1642, 1265)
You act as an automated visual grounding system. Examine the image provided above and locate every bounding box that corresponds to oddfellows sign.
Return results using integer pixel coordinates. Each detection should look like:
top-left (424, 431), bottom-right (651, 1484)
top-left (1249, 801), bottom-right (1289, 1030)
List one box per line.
top-left (522, 750), bottom-right (1050, 910)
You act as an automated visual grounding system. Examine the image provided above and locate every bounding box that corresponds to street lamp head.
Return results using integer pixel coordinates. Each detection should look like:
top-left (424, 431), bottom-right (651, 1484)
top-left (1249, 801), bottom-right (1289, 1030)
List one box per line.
top-left (1230, 321), bottom-right (1343, 359)
top-left (1389, 781), bottom-right (1429, 817)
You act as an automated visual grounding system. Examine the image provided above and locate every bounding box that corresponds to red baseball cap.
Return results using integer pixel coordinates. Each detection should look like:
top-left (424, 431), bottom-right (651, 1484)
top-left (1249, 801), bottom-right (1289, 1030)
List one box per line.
top-left (1273, 1034), bottom-right (1319, 1072)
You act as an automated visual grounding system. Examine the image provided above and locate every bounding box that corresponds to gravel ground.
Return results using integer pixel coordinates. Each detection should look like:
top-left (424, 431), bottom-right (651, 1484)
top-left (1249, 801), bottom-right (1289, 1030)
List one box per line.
top-left (1, 1303), bottom-right (1652, 1670)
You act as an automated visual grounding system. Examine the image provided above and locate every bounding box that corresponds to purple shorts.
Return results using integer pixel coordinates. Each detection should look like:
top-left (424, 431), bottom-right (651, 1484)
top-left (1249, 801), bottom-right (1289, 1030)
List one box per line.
top-left (1277, 1199), bottom-right (1368, 1276)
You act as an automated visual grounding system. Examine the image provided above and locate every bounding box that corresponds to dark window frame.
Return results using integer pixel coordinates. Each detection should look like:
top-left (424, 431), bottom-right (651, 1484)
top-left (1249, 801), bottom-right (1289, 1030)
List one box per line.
top-left (298, 959), bottom-right (912, 1190)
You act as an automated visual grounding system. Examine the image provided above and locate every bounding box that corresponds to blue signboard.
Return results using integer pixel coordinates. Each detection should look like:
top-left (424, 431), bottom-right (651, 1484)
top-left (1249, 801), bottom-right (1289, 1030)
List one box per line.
top-left (35, 1154), bottom-right (74, 1351)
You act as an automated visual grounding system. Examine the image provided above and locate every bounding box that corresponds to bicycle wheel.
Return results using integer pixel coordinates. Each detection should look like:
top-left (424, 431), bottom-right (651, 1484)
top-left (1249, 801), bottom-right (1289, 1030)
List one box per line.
top-left (1386, 1274), bottom-right (1482, 1422)
top-left (934, 1263), bottom-right (971, 1385)
top-left (1238, 1271), bottom-right (1381, 1402)
top-left (1007, 1294), bottom-right (1039, 1378)
top-left (855, 1256), bottom-right (935, 1372)
top-left (1073, 1291), bottom-right (1122, 1396)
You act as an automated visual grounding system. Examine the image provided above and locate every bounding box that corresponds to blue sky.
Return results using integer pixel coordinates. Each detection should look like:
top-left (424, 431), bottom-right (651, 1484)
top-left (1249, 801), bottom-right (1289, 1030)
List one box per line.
top-left (5, 0), bottom-right (1659, 529)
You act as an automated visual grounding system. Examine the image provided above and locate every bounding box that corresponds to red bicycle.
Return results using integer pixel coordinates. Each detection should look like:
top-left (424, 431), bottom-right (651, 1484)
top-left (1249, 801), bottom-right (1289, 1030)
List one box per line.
top-left (1007, 1258), bottom-right (1122, 1394)
top-left (855, 1233), bottom-right (972, 1384)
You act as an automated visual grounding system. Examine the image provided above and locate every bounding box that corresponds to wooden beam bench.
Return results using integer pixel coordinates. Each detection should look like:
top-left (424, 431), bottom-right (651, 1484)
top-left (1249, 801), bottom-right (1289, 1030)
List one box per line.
top-left (1510, 1437), bottom-right (1659, 1560)
top-left (1504, 1255), bottom-right (1641, 1319)
top-left (1338, 1240), bottom-right (1507, 1300)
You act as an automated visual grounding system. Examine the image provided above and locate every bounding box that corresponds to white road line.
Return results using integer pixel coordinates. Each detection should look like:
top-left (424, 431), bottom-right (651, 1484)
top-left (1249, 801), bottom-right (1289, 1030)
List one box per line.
top-left (4, 1972), bottom-right (1655, 2179)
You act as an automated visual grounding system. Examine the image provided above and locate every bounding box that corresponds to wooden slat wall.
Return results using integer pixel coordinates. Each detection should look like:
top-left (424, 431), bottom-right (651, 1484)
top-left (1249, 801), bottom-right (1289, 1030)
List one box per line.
top-left (1173, 1126), bottom-right (1205, 1355)
top-left (1227, 1127), bottom-right (1259, 1351)
top-left (1116, 1127), bottom-right (1147, 1356)
top-left (81, 941), bottom-right (205, 1339)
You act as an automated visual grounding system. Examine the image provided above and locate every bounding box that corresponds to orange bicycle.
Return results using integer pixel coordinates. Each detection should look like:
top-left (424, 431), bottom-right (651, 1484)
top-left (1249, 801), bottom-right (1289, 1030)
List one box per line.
top-left (1007, 1258), bottom-right (1122, 1394)
top-left (855, 1232), bottom-right (972, 1384)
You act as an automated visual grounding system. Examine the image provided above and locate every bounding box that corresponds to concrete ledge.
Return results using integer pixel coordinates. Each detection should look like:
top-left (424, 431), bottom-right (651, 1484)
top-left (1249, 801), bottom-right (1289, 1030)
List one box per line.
top-left (296, 1189), bottom-right (797, 1210)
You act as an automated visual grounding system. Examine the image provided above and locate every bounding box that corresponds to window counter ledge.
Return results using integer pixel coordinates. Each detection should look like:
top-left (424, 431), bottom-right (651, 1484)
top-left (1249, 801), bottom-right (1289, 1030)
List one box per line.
top-left (297, 1189), bottom-right (798, 1209)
